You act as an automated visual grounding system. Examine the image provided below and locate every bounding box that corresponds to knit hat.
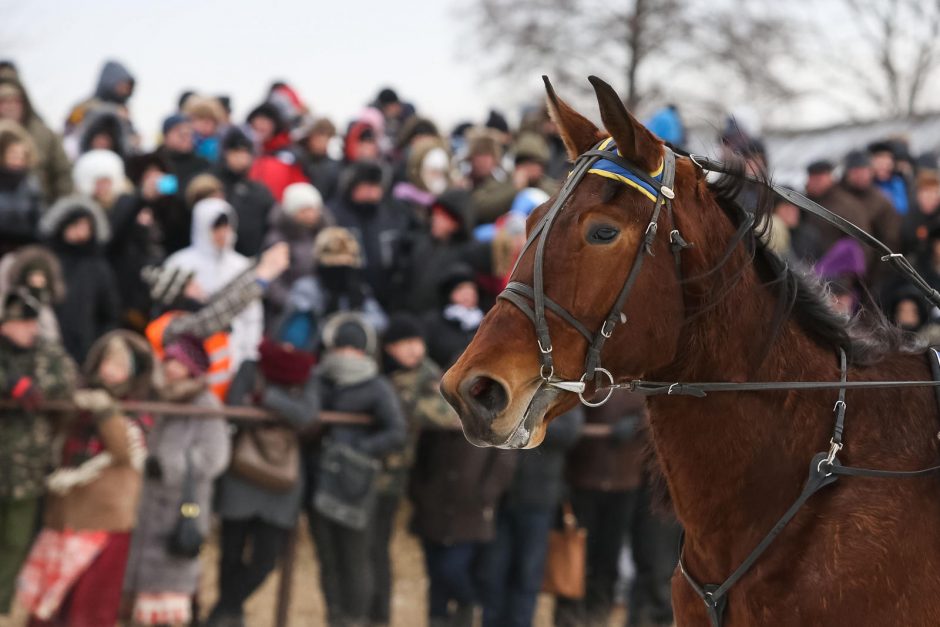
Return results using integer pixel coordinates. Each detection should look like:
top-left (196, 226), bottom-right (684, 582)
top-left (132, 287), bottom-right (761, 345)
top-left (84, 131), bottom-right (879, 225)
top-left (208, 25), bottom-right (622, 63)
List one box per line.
top-left (347, 160), bottom-right (385, 189)
top-left (867, 140), bottom-right (894, 156)
top-left (844, 150), bottom-right (870, 170)
top-left (163, 334), bottom-right (210, 376)
top-left (247, 102), bottom-right (286, 134)
top-left (162, 113), bottom-right (189, 136)
top-left (141, 264), bottom-right (195, 307)
top-left (383, 313), bottom-right (424, 344)
top-left (125, 152), bottom-right (170, 187)
top-left (376, 88), bottom-right (400, 106)
top-left (486, 109), bottom-right (510, 134)
top-left (0, 289), bottom-right (40, 322)
top-left (322, 312), bottom-right (378, 354)
top-left (222, 126), bottom-right (253, 152)
top-left (513, 132), bottom-right (550, 165)
top-left (806, 159), bottom-right (834, 175)
top-left (282, 182), bottom-right (323, 216)
top-left (313, 227), bottom-right (363, 267)
top-left (437, 263), bottom-right (476, 304)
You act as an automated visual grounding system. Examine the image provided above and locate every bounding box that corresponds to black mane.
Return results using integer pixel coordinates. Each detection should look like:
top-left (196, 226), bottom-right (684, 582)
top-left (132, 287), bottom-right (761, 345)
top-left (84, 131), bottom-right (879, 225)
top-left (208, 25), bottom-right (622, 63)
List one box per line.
top-left (702, 157), bottom-right (920, 367)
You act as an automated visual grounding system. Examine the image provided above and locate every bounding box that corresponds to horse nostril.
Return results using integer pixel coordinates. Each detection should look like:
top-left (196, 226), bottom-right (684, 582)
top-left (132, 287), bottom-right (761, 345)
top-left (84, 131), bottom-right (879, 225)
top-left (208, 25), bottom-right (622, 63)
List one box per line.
top-left (464, 375), bottom-right (509, 417)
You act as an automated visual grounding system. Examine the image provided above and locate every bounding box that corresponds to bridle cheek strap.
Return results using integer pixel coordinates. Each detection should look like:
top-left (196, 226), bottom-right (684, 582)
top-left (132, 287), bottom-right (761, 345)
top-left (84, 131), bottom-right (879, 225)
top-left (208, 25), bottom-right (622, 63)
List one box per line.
top-left (497, 141), bottom-right (685, 405)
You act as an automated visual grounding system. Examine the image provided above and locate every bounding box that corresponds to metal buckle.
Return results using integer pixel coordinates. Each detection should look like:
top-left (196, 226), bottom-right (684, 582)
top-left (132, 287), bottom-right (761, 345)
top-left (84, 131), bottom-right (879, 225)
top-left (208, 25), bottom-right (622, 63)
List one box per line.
top-left (540, 363), bottom-right (554, 381)
top-left (538, 339), bottom-right (553, 354)
top-left (688, 154), bottom-right (707, 171)
top-left (578, 368), bottom-right (615, 408)
top-left (601, 320), bottom-right (615, 338)
top-left (825, 439), bottom-right (843, 465)
top-left (547, 379), bottom-right (587, 394)
top-left (644, 222), bottom-right (658, 237)
top-left (833, 400), bottom-right (846, 413)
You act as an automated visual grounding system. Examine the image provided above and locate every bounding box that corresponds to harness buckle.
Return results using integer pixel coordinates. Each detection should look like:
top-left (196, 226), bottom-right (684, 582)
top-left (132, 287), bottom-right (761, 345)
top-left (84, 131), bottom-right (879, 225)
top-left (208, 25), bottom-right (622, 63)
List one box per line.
top-left (825, 439), bottom-right (843, 466)
top-left (833, 399), bottom-right (846, 413)
top-left (540, 363), bottom-right (554, 381)
top-left (538, 339), bottom-right (553, 354)
top-left (601, 320), bottom-right (616, 338)
top-left (644, 222), bottom-right (658, 237)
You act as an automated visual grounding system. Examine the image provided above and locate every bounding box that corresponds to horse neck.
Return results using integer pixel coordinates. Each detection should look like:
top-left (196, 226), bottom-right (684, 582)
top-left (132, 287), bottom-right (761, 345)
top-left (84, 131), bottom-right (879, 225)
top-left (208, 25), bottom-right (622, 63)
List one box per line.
top-left (645, 260), bottom-right (839, 563)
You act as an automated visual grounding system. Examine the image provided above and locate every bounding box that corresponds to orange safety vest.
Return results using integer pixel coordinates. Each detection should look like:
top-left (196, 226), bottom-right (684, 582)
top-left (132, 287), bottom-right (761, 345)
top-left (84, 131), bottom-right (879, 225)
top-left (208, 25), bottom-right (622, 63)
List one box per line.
top-left (145, 311), bottom-right (233, 401)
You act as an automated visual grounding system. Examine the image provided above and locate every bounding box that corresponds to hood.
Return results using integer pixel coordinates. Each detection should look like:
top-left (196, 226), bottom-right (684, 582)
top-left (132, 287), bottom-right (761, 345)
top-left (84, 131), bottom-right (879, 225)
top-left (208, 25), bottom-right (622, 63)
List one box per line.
top-left (72, 148), bottom-right (126, 198)
top-left (83, 330), bottom-right (155, 399)
top-left (78, 109), bottom-right (127, 158)
top-left (0, 245), bottom-right (66, 305)
top-left (814, 238), bottom-right (866, 281)
top-left (0, 76), bottom-right (37, 123)
top-left (320, 310), bottom-right (378, 355)
top-left (406, 136), bottom-right (450, 191)
top-left (190, 197), bottom-right (238, 256)
top-left (39, 194), bottom-right (111, 244)
top-left (94, 60), bottom-right (134, 104)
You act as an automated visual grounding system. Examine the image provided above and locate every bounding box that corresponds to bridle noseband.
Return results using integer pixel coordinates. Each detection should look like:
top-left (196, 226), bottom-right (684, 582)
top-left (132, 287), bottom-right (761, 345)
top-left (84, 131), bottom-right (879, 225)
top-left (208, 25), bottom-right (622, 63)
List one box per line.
top-left (498, 138), bottom-right (690, 406)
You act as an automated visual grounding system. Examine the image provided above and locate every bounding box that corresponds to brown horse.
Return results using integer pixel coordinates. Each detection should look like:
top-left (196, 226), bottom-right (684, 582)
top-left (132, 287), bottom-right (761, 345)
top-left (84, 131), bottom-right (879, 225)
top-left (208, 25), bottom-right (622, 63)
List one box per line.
top-left (441, 76), bottom-right (940, 626)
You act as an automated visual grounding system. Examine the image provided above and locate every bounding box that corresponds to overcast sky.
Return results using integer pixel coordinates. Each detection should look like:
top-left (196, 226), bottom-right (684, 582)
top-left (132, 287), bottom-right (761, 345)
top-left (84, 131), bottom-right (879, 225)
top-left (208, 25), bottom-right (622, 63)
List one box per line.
top-left (4, 0), bottom-right (938, 150)
top-left (4, 0), bottom-right (531, 147)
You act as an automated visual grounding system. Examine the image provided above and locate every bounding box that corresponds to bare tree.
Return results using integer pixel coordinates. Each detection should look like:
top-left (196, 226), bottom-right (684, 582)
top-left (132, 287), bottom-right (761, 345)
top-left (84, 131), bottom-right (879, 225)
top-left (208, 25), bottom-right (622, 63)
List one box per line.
top-left (837, 0), bottom-right (940, 116)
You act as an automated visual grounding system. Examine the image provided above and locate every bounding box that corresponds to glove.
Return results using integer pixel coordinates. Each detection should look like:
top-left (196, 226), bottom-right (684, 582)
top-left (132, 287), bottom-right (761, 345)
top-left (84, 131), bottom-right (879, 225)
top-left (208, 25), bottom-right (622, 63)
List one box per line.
top-left (144, 456), bottom-right (163, 480)
top-left (609, 416), bottom-right (639, 442)
top-left (73, 389), bottom-right (119, 420)
top-left (8, 376), bottom-right (42, 412)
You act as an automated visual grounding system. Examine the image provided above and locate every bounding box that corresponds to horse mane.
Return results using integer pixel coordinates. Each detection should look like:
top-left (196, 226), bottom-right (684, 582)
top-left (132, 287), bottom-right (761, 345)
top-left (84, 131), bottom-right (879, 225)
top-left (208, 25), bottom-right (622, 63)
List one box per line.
top-left (699, 156), bottom-right (922, 367)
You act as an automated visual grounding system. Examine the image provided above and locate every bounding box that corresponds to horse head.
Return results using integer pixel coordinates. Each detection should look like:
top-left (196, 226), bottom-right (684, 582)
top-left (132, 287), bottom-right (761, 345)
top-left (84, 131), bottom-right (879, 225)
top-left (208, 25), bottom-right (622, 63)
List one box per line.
top-left (442, 76), bottom-right (735, 448)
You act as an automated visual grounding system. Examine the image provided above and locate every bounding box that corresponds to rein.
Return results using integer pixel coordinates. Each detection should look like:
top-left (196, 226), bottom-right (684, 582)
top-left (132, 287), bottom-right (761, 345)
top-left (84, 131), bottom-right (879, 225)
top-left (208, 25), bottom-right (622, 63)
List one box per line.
top-left (497, 139), bottom-right (940, 626)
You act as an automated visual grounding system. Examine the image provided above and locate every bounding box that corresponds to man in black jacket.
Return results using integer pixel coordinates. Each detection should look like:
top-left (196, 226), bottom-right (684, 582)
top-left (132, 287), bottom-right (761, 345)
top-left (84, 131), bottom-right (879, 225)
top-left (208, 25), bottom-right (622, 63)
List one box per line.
top-left (214, 128), bottom-right (277, 257)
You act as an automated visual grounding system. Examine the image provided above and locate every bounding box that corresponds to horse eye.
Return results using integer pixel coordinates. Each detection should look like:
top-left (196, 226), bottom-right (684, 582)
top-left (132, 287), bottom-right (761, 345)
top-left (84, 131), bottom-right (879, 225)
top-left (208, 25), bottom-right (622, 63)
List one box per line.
top-left (587, 225), bottom-right (620, 244)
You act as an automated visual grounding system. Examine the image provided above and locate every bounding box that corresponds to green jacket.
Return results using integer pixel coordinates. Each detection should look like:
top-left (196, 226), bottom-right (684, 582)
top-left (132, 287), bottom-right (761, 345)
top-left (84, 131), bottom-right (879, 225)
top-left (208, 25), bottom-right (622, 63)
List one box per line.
top-left (0, 337), bottom-right (78, 500)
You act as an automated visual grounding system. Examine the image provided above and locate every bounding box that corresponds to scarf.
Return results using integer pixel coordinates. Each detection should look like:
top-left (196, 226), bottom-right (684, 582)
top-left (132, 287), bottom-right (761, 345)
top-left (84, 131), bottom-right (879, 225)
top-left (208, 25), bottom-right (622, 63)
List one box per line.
top-left (443, 304), bottom-right (484, 332)
top-left (258, 338), bottom-right (316, 386)
top-left (317, 351), bottom-right (378, 387)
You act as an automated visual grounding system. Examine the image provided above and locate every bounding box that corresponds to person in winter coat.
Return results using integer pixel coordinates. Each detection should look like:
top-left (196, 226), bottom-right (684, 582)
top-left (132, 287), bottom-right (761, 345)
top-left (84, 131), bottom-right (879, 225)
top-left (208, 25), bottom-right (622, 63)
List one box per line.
top-left (0, 245), bottom-right (65, 342)
top-left (293, 118), bottom-right (342, 202)
top-left (182, 95), bottom-right (226, 163)
top-left (72, 148), bottom-right (127, 212)
top-left (277, 227), bottom-right (387, 352)
top-left (479, 407), bottom-right (584, 627)
top-left (247, 103), bottom-right (308, 201)
top-left (422, 264), bottom-right (485, 369)
top-left (329, 161), bottom-right (410, 310)
top-left (123, 334), bottom-right (231, 627)
top-left (391, 136), bottom-right (452, 224)
top-left (308, 313), bottom-right (407, 627)
top-left (554, 392), bottom-right (650, 627)
top-left (0, 75), bottom-right (72, 203)
top-left (155, 114), bottom-right (210, 212)
top-left (76, 109), bottom-right (129, 161)
top-left (262, 181), bottom-right (330, 320)
top-left (378, 314), bottom-right (460, 626)
top-left (64, 60), bottom-right (137, 160)
top-left (39, 194), bottom-right (120, 363)
top-left (404, 190), bottom-right (492, 314)
top-left (465, 129), bottom-right (516, 225)
top-left (0, 288), bottom-right (77, 616)
top-left (0, 119), bottom-right (43, 255)
top-left (17, 331), bottom-right (152, 627)
top-left (869, 140), bottom-right (914, 215)
top-left (209, 329), bottom-right (320, 627)
top-left (164, 197), bottom-right (263, 374)
top-left (108, 153), bottom-right (173, 331)
top-left (213, 127), bottom-right (277, 257)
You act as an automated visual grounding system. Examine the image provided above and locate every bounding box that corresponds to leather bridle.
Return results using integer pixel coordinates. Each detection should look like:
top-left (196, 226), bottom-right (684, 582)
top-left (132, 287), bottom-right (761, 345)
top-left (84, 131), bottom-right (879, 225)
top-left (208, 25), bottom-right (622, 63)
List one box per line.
top-left (498, 138), bottom-right (691, 406)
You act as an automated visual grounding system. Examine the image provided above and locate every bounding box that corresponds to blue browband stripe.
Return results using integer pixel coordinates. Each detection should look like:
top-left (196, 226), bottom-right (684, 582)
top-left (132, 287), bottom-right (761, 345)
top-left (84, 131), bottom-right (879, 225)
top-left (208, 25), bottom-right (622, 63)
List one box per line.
top-left (588, 138), bottom-right (663, 202)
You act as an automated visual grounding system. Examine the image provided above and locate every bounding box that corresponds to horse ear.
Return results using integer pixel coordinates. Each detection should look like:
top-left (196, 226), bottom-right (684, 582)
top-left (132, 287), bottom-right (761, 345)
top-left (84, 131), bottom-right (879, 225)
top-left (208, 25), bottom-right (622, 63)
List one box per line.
top-left (543, 75), bottom-right (601, 160)
top-left (588, 75), bottom-right (662, 173)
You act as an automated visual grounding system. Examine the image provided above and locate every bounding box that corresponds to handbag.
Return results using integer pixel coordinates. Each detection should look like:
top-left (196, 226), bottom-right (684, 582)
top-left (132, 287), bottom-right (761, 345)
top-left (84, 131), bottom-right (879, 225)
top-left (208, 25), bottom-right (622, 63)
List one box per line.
top-left (313, 439), bottom-right (381, 531)
top-left (167, 451), bottom-right (204, 558)
top-left (542, 501), bottom-right (587, 599)
top-left (230, 425), bottom-right (299, 493)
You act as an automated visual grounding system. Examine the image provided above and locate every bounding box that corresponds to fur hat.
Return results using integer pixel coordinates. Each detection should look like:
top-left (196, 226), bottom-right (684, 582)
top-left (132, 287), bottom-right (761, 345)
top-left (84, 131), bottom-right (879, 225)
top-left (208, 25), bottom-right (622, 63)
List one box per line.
top-left (0, 288), bottom-right (40, 322)
top-left (466, 128), bottom-right (502, 160)
top-left (72, 149), bottom-right (125, 198)
top-left (185, 173), bottom-right (224, 208)
top-left (182, 95), bottom-right (225, 124)
top-left (513, 132), bottom-right (550, 165)
top-left (313, 227), bottom-right (363, 268)
top-left (282, 182), bottom-right (323, 216)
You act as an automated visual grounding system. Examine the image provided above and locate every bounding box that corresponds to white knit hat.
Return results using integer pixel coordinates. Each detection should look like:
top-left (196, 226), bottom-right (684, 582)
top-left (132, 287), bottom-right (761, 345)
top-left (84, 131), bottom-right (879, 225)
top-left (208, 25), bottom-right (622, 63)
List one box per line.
top-left (72, 149), bottom-right (125, 198)
top-left (282, 182), bottom-right (323, 216)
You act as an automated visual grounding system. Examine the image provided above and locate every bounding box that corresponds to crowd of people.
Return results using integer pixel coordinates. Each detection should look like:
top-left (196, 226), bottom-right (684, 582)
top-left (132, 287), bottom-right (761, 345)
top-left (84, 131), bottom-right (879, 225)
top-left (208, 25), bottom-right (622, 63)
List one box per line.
top-left (0, 56), bottom-right (935, 627)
